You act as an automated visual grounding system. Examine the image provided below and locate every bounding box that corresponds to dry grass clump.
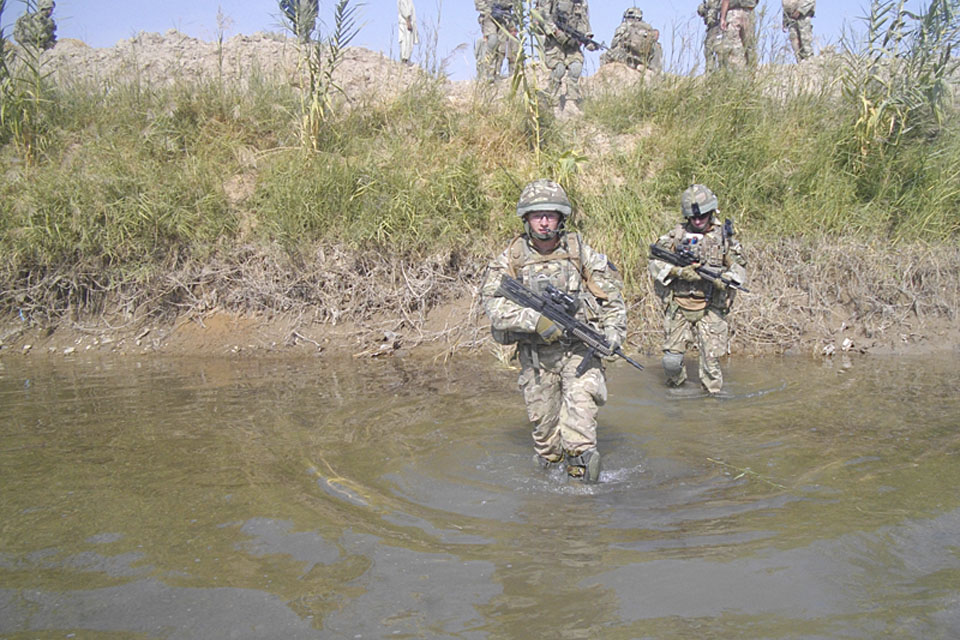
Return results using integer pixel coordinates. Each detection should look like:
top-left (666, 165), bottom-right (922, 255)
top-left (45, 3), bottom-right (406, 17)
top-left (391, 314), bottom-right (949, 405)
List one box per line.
top-left (2, 244), bottom-right (480, 350)
top-left (721, 238), bottom-right (960, 355)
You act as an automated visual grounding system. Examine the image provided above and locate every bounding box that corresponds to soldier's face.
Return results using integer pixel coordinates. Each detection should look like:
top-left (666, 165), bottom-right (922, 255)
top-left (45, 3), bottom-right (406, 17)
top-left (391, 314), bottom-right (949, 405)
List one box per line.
top-left (526, 211), bottom-right (561, 235)
top-left (689, 211), bottom-right (711, 231)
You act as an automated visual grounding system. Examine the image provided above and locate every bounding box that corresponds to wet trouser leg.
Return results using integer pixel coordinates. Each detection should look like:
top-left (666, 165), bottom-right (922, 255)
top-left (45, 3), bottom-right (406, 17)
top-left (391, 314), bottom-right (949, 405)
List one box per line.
top-left (661, 303), bottom-right (694, 386)
top-left (518, 344), bottom-right (606, 460)
top-left (694, 308), bottom-right (729, 394)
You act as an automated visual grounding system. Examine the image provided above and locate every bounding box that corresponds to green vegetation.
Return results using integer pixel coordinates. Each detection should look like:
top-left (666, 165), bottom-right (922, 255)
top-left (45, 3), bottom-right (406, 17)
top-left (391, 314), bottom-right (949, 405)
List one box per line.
top-left (0, 0), bottom-right (958, 340)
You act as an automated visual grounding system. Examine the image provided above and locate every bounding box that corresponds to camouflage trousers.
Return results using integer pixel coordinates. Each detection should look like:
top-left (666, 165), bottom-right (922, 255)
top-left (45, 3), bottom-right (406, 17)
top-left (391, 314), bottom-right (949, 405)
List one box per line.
top-left (476, 15), bottom-right (504, 81)
top-left (784, 15), bottom-right (813, 61)
top-left (517, 342), bottom-right (607, 461)
top-left (720, 8), bottom-right (756, 69)
top-left (704, 24), bottom-right (722, 72)
top-left (542, 41), bottom-right (585, 105)
top-left (661, 303), bottom-right (729, 393)
top-left (492, 26), bottom-right (519, 77)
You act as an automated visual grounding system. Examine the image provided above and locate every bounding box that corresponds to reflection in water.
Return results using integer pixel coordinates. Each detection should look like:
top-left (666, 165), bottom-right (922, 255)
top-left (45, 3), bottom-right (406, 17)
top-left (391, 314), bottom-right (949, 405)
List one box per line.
top-left (1, 353), bottom-right (959, 638)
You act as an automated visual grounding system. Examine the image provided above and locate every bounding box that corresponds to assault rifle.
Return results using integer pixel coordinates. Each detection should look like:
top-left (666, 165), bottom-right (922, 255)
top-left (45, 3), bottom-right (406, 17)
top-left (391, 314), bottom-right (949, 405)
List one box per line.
top-left (555, 15), bottom-right (607, 50)
top-left (491, 2), bottom-right (516, 24)
top-left (649, 243), bottom-right (750, 292)
top-left (495, 274), bottom-right (643, 376)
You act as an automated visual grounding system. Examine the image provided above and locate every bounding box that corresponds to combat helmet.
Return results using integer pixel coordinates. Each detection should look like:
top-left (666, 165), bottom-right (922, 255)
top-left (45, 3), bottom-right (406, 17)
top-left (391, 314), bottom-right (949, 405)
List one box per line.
top-left (681, 184), bottom-right (718, 218)
top-left (623, 7), bottom-right (643, 21)
top-left (517, 179), bottom-right (572, 240)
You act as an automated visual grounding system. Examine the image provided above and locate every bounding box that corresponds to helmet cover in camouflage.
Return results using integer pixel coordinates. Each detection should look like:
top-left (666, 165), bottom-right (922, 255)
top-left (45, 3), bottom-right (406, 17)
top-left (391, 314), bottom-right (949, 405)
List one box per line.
top-left (37, 0), bottom-right (54, 10)
top-left (681, 184), bottom-right (718, 218)
top-left (623, 7), bottom-right (643, 20)
top-left (516, 179), bottom-right (572, 219)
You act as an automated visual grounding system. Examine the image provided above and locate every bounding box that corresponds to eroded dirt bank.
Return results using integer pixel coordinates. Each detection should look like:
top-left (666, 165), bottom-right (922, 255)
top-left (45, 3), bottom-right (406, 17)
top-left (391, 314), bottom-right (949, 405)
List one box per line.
top-left (3, 240), bottom-right (959, 363)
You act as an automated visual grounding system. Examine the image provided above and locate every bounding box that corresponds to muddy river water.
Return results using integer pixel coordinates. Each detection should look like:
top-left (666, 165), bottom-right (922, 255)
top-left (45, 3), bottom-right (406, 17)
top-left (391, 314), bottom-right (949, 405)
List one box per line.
top-left (1, 352), bottom-right (959, 639)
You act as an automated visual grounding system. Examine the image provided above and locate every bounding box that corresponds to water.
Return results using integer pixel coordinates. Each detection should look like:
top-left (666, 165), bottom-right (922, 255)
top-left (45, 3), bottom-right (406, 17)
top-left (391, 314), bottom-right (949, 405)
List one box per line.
top-left (1, 352), bottom-right (959, 639)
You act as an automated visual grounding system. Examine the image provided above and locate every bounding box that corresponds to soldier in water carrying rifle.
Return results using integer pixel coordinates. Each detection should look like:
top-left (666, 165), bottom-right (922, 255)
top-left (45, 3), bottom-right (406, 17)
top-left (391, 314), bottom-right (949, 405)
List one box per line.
top-left (481, 180), bottom-right (627, 483)
top-left (648, 185), bottom-right (747, 395)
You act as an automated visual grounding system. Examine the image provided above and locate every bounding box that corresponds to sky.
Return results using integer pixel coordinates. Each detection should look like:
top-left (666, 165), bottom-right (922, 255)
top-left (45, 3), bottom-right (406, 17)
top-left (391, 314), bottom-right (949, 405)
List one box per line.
top-left (3, 0), bottom-right (929, 80)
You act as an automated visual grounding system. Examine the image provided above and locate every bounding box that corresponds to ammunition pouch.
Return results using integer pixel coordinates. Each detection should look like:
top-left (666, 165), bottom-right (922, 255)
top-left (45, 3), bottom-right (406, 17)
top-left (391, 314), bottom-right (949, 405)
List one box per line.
top-left (491, 327), bottom-right (522, 345)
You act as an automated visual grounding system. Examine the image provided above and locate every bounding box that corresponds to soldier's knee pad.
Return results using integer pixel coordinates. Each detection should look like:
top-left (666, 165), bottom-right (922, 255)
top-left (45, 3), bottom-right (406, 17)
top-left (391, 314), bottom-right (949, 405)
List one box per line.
top-left (662, 351), bottom-right (685, 377)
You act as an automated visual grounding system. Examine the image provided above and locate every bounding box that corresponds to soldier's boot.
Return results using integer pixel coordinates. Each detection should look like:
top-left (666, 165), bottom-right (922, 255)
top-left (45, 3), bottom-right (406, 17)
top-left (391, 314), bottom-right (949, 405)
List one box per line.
top-left (566, 447), bottom-right (601, 483)
top-left (536, 451), bottom-right (563, 470)
top-left (662, 350), bottom-right (687, 387)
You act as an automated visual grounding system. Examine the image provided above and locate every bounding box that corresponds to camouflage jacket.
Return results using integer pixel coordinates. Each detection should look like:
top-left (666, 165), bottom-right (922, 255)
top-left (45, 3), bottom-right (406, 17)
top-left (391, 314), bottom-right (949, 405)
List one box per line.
top-left (534, 0), bottom-right (592, 47)
top-left (14, 12), bottom-right (56, 51)
top-left (782, 0), bottom-right (815, 18)
top-left (482, 232), bottom-right (626, 346)
top-left (648, 218), bottom-right (747, 311)
top-left (697, 0), bottom-right (722, 27)
top-left (609, 19), bottom-right (658, 58)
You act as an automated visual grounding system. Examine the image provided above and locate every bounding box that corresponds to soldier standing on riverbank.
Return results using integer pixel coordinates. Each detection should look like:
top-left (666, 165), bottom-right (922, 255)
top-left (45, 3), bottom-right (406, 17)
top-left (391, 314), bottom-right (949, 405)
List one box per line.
top-left (14, 0), bottom-right (57, 51)
top-left (648, 185), bottom-right (746, 395)
top-left (492, 2), bottom-right (521, 78)
top-left (697, 0), bottom-right (722, 72)
top-left (475, 0), bottom-right (497, 81)
top-left (475, 1), bottom-right (520, 80)
top-left (782, 0), bottom-right (815, 62)
top-left (600, 8), bottom-right (662, 74)
top-left (533, 0), bottom-right (597, 113)
top-left (481, 180), bottom-right (626, 483)
top-left (720, 0), bottom-right (757, 69)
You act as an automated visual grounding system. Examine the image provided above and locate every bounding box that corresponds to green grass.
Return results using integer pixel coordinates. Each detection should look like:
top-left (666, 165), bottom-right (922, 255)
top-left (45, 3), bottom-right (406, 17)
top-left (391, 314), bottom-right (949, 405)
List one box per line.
top-left (1, 29), bottom-right (959, 321)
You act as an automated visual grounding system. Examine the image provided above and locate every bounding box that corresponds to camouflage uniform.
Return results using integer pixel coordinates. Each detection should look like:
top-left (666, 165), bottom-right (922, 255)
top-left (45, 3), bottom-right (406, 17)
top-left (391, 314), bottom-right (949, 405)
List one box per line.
top-left (13, 0), bottom-right (57, 51)
top-left (782, 0), bottom-right (815, 62)
top-left (600, 8), bottom-right (663, 74)
top-left (648, 185), bottom-right (746, 394)
top-left (720, 0), bottom-right (757, 69)
top-left (475, 1), bottom-right (520, 79)
top-left (533, 0), bottom-right (595, 108)
top-left (482, 180), bottom-right (626, 482)
top-left (492, 3), bottom-right (521, 78)
top-left (697, 0), bottom-right (722, 72)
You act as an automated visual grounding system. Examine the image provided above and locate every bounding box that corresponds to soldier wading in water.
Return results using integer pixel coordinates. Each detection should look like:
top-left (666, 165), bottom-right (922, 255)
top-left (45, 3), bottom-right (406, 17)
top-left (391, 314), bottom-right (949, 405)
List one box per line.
top-left (648, 185), bottom-right (747, 395)
top-left (482, 180), bottom-right (627, 483)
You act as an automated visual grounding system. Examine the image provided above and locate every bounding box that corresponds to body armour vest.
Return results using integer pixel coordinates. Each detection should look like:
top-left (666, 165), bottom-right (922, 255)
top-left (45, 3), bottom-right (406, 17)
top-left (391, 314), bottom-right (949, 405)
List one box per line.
top-left (505, 233), bottom-right (603, 327)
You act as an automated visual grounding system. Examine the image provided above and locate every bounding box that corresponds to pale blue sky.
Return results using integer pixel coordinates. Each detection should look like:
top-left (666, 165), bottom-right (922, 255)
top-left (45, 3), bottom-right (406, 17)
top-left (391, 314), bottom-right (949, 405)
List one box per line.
top-left (3, 0), bottom-right (927, 79)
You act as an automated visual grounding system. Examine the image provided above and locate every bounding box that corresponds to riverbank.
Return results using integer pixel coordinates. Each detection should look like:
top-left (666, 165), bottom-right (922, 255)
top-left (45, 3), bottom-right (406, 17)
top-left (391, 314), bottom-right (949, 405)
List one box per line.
top-left (3, 236), bottom-right (959, 362)
top-left (2, 30), bottom-right (958, 363)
